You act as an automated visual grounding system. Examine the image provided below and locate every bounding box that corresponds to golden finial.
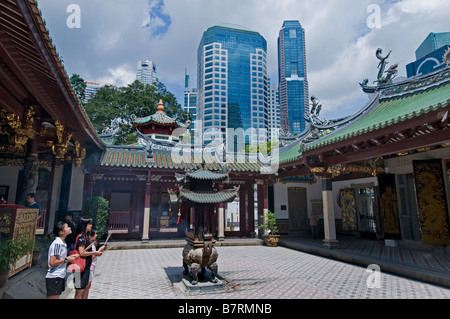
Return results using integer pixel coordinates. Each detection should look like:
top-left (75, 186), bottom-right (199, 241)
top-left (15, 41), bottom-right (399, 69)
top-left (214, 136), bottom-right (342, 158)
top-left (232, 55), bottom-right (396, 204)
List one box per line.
top-left (157, 99), bottom-right (164, 112)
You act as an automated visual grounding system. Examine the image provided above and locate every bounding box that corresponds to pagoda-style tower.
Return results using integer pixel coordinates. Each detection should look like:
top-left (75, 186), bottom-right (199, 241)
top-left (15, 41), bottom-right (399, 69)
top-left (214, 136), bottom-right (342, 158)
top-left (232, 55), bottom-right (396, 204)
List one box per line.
top-left (169, 166), bottom-right (239, 285)
top-left (132, 99), bottom-right (190, 137)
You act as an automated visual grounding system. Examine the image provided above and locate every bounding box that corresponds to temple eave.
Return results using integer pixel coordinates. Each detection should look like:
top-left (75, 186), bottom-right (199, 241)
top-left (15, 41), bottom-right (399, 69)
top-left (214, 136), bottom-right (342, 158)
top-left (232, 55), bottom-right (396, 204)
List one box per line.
top-left (169, 187), bottom-right (240, 204)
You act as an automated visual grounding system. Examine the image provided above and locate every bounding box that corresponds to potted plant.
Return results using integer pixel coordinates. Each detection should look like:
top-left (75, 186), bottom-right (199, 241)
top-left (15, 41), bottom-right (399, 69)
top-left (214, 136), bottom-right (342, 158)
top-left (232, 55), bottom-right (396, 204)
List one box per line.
top-left (0, 238), bottom-right (33, 287)
top-left (258, 211), bottom-right (280, 247)
top-left (230, 213), bottom-right (235, 231)
top-left (32, 236), bottom-right (50, 266)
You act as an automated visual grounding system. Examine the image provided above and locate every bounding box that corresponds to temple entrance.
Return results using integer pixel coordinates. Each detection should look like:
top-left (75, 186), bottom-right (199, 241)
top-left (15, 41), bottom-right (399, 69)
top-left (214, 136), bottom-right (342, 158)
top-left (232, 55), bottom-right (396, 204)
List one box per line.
top-left (354, 185), bottom-right (379, 239)
top-left (109, 192), bottom-right (131, 234)
top-left (108, 191), bottom-right (141, 237)
top-left (288, 187), bottom-right (308, 233)
top-left (150, 190), bottom-right (184, 238)
top-left (397, 174), bottom-right (421, 240)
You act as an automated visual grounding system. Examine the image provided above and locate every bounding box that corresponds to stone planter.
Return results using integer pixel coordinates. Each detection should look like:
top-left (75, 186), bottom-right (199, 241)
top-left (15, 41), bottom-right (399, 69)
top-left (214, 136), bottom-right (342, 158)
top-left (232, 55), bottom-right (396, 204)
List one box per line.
top-left (264, 234), bottom-right (280, 247)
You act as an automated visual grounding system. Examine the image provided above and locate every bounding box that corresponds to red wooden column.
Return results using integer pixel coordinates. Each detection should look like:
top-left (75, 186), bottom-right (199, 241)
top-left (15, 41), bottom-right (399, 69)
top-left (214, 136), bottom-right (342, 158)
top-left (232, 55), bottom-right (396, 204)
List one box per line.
top-left (247, 183), bottom-right (255, 237)
top-left (217, 184), bottom-right (225, 240)
top-left (257, 181), bottom-right (269, 236)
top-left (239, 184), bottom-right (247, 235)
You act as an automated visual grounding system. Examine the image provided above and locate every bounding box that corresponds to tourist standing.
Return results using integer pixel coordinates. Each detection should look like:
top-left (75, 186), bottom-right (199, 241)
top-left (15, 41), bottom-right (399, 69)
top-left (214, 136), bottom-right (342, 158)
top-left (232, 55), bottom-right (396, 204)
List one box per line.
top-left (74, 217), bottom-right (103, 299)
top-left (46, 221), bottom-right (79, 299)
top-left (309, 212), bottom-right (319, 239)
top-left (83, 229), bottom-right (104, 299)
top-left (25, 192), bottom-right (42, 216)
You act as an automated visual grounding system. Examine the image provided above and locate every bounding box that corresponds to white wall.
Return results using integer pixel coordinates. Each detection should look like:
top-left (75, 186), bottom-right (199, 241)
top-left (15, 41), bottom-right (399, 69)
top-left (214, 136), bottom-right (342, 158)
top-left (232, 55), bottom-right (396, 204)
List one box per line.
top-left (273, 180), bottom-right (321, 219)
top-left (273, 176), bottom-right (379, 220)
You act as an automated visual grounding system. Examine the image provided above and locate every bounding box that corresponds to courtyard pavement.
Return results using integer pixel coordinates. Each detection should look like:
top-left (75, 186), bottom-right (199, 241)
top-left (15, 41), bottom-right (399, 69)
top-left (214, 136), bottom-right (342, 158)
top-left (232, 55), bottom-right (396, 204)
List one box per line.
top-left (60, 235), bottom-right (450, 300)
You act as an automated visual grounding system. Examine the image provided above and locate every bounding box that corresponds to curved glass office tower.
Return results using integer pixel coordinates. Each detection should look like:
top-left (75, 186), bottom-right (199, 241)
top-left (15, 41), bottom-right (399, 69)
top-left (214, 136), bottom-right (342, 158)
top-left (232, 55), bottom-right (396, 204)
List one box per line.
top-left (197, 23), bottom-right (269, 146)
top-left (278, 20), bottom-right (309, 135)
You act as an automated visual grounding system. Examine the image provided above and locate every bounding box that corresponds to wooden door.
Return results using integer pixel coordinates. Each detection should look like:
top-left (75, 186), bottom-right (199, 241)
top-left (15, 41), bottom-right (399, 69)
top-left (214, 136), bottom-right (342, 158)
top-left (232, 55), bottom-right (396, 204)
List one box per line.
top-left (288, 187), bottom-right (308, 233)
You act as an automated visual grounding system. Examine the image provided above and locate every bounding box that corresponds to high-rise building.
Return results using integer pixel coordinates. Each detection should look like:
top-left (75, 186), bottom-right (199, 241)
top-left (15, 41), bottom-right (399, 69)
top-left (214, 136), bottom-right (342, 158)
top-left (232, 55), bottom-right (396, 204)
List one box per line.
top-left (197, 23), bottom-right (269, 146)
top-left (278, 20), bottom-right (309, 135)
top-left (407, 32), bottom-right (450, 78)
top-left (184, 70), bottom-right (197, 132)
top-left (136, 60), bottom-right (157, 85)
top-left (415, 32), bottom-right (450, 60)
top-left (84, 81), bottom-right (101, 102)
top-left (268, 81), bottom-right (280, 141)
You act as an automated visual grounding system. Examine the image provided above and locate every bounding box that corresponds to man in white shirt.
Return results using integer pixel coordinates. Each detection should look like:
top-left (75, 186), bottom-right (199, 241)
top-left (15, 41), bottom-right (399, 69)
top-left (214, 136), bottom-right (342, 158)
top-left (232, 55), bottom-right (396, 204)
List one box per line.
top-left (46, 221), bottom-right (79, 299)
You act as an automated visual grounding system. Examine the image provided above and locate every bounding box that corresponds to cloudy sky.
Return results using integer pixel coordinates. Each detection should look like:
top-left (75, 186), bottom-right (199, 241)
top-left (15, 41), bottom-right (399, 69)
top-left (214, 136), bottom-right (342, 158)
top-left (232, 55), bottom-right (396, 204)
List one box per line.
top-left (38, 0), bottom-right (450, 119)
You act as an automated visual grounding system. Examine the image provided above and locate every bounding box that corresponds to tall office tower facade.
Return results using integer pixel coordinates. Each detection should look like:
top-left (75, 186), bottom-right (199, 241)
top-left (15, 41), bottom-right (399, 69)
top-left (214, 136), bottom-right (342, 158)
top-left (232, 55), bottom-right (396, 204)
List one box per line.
top-left (136, 60), bottom-right (157, 85)
top-left (184, 71), bottom-right (197, 132)
top-left (278, 20), bottom-right (309, 135)
top-left (197, 23), bottom-right (269, 146)
top-left (415, 32), bottom-right (450, 60)
top-left (84, 81), bottom-right (101, 102)
top-left (268, 82), bottom-right (280, 141)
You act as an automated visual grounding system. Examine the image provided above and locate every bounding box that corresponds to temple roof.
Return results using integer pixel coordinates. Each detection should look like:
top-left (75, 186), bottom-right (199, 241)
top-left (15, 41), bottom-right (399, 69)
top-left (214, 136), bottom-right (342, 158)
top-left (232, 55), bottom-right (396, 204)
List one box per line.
top-left (177, 168), bottom-right (230, 182)
top-left (132, 99), bottom-right (190, 129)
top-left (99, 146), bottom-right (270, 173)
top-left (276, 139), bottom-right (304, 165)
top-left (306, 74), bottom-right (450, 151)
top-left (276, 66), bottom-right (450, 166)
top-left (169, 186), bottom-right (239, 204)
top-left (0, 0), bottom-right (104, 151)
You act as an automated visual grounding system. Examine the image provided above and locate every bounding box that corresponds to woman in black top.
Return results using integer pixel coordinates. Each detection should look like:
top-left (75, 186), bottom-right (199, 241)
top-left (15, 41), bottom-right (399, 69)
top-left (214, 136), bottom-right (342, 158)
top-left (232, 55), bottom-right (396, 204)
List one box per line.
top-left (74, 217), bottom-right (103, 299)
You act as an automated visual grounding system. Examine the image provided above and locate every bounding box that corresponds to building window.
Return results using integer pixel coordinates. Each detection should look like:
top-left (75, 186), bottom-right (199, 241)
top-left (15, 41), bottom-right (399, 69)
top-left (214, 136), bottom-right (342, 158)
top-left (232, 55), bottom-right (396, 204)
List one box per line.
top-left (289, 29), bottom-right (297, 38)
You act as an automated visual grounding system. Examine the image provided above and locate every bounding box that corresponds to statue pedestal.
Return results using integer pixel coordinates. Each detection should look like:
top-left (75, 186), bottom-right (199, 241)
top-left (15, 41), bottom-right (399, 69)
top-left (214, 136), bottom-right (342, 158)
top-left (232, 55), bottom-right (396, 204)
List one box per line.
top-left (176, 272), bottom-right (226, 293)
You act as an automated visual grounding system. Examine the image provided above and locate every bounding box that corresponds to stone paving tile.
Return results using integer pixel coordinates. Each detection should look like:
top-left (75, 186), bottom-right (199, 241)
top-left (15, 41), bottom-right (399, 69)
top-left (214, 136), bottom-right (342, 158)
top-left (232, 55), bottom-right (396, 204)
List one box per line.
top-left (66, 246), bottom-right (450, 300)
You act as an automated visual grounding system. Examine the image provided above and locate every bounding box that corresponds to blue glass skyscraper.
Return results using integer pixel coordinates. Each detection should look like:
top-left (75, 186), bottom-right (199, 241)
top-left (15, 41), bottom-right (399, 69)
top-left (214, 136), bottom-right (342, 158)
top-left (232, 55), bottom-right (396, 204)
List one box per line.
top-left (278, 20), bottom-right (309, 135)
top-left (197, 23), bottom-right (269, 146)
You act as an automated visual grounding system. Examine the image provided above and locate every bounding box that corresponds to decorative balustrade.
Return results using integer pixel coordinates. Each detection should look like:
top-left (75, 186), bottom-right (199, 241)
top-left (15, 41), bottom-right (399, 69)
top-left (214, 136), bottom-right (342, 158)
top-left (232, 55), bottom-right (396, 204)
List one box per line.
top-left (108, 211), bottom-right (135, 232)
top-left (36, 208), bottom-right (46, 233)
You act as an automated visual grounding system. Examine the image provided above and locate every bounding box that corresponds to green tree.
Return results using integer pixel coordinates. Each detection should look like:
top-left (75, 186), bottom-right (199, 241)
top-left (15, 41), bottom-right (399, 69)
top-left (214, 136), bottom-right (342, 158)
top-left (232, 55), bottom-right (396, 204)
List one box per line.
top-left (84, 84), bottom-right (121, 133)
top-left (84, 80), bottom-right (190, 145)
top-left (82, 196), bottom-right (109, 239)
top-left (69, 74), bottom-right (86, 105)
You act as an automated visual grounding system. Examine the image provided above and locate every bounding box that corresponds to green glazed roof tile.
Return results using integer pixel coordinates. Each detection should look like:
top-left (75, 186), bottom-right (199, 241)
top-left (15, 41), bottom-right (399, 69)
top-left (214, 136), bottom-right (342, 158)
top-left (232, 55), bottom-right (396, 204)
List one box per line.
top-left (305, 82), bottom-right (450, 151)
top-left (178, 187), bottom-right (239, 204)
top-left (185, 169), bottom-right (229, 181)
top-left (100, 148), bottom-right (268, 173)
top-left (133, 110), bottom-right (190, 128)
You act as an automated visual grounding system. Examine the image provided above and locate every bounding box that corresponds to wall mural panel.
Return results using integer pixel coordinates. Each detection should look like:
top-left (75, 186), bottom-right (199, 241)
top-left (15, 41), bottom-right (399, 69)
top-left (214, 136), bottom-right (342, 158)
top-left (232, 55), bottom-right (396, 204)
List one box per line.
top-left (378, 174), bottom-right (401, 239)
top-left (413, 159), bottom-right (450, 244)
top-left (338, 189), bottom-right (357, 232)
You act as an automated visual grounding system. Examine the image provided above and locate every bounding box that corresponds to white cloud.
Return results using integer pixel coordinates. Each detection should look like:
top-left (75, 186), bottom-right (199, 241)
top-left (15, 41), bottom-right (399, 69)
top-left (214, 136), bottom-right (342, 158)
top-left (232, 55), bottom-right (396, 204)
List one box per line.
top-left (38, 0), bottom-right (449, 119)
top-left (394, 0), bottom-right (448, 15)
top-left (95, 65), bottom-right (137, 87)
